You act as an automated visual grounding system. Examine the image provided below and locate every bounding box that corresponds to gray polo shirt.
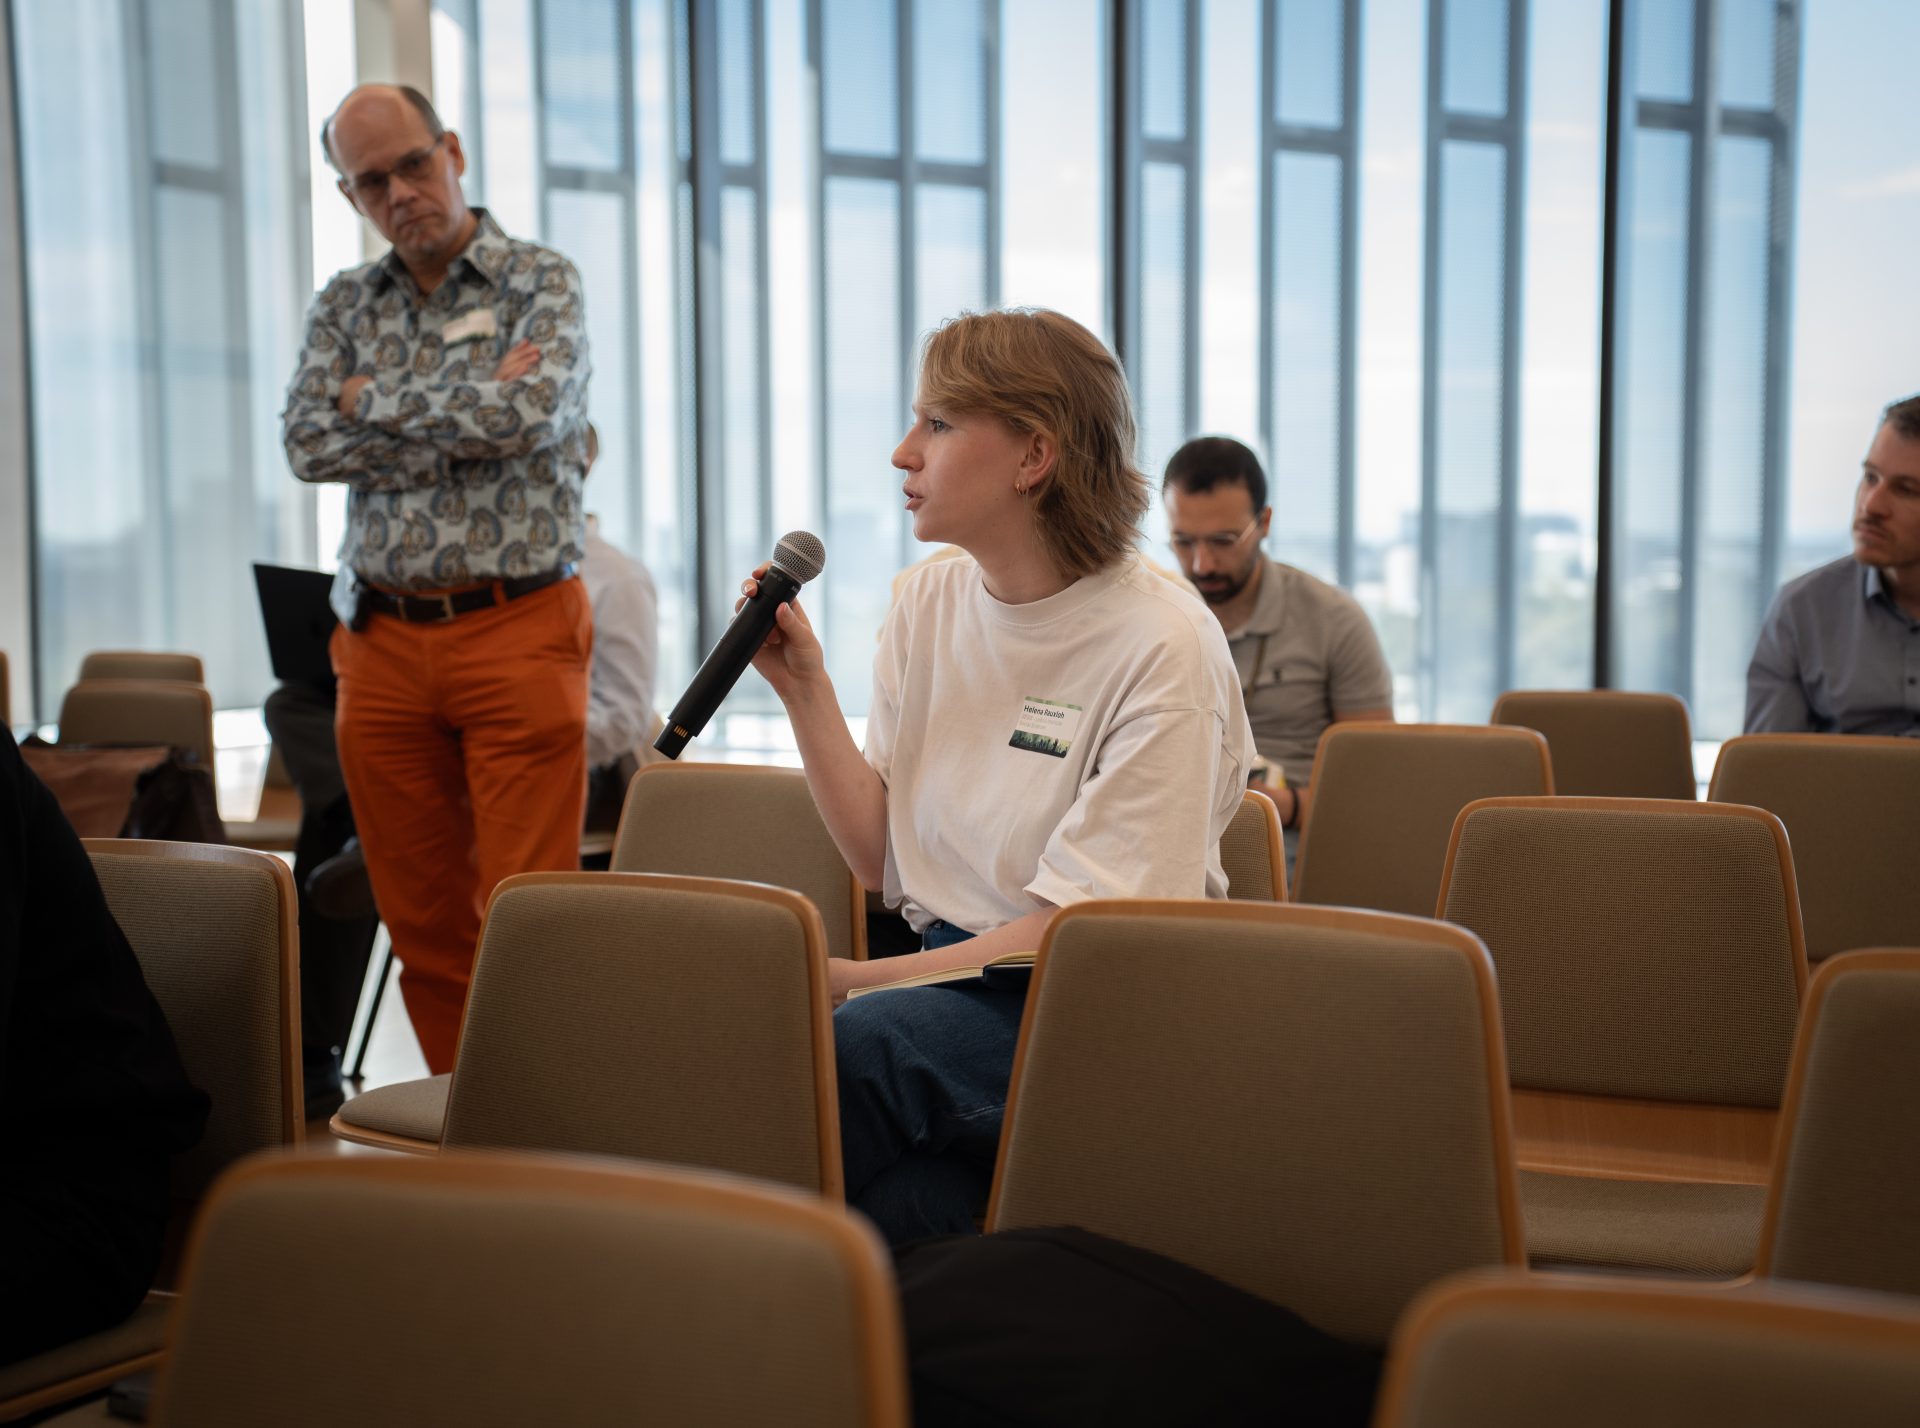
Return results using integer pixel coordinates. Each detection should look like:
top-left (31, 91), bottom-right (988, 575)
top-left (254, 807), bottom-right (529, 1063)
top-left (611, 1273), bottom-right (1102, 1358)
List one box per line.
top-left (1226, 555), bottom-right (1395, 786)
top-left (1746, 555), bottom-right (1920, 736)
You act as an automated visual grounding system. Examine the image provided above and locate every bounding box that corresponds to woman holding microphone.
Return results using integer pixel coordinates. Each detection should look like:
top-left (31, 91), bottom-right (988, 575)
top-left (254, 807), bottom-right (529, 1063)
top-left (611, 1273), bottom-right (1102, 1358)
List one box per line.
top-left (742, 308), bottom-right (1251, 1244)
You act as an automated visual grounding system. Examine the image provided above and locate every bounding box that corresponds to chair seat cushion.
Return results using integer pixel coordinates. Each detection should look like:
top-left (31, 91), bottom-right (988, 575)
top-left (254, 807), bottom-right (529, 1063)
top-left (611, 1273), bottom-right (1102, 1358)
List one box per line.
top-left (0, 1296), bottom-right (168, 1410)
top-left (335, 1074), bottom-right (450, 1143)
top-left (1519, 1170), bottom-right (1765, 1276)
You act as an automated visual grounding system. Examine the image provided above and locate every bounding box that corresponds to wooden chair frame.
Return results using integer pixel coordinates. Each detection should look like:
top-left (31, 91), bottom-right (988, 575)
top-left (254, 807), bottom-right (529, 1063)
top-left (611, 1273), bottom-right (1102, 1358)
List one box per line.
top-left (1293, 722), bottom-right (1554, 901)
top-left (331, 872), bottom-right (846, 1201)
top-left (1375, 1267), bottom-right (1920, 1428)
top-left (84, 839), bottom-right (305, 1147)
top-left (1751, 947), bottom-right (1920, 1278)
top-left (614, 761), bottom-right (869, 960)
top-left (984, 897), bottom-right (1527, 1267)
top-left (0, 1294), bottom-right (174, 1422)
top-left (1229, 787), bottom-right (1288, 901)
top-left (154, 1151), bottom-right (908, 1428)
top-left (1437, 796), bottom-right (1808, 1186)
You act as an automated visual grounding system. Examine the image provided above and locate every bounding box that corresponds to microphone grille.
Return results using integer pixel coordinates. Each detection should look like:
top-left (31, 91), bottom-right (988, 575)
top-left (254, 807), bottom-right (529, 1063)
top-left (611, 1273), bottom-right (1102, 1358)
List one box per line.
top-left (771, 531), bottom-right (826, 584)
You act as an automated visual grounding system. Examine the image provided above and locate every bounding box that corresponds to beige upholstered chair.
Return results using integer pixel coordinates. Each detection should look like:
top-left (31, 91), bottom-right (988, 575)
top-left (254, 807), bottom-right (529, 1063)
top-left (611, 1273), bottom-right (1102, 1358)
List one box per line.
top-left (58, 679), bottom-right (217, 769)
top-left (1292, 723), bottom-right (1552, 916)
top-left (1220, 788), bottom-right (1287, 901)
top-left (1709, 734), bottom-right (1920, 965)
top-left (1375, 1269), bottom-right (1920, 1428)
top-left (332, 873), bottom-right (842, 1198)
top-left (1491, 688), bottom-right (1696, 800)
top-left (222, 743), bottom-right (301, 854)
top-left (1438, 797), bottom-right (1806, 1276)
top-left (1755, 949), bottom-right (1920, 1298)
top-left (0, 843), bottom-right (301, 1423)
top-left (151, 1153), bottom-right (910, 1428)
top-left (614, 761), bottom-right (868, 959)
top-left (78, 650), bottom-right (207, 684)
top-left (987, 900), bottom-right (1523, 1347)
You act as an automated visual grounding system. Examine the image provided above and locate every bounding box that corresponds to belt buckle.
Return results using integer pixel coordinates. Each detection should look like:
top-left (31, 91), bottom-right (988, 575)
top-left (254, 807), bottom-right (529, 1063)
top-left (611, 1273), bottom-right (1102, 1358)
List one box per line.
top-left (432, 592), bottom-right (457, 622)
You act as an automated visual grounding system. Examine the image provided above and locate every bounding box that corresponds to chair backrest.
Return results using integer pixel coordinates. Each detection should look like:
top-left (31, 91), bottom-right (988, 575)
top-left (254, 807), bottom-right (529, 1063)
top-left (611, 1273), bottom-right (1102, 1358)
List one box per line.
top-left (59, 679), bottom-right (216, 769)
top-left (1490, 689), bottom-right (1696, 800)
top-left (1756, 949), bottom-right (1920, 1297)
top-left (1292, 724), bottom-right (1552, 916)
top-left (1709, 734), bottom-right (1920, 964)
top-left (987, 900), bottom-right (1522, 1347)
top-left (0, 647), bottom-right (10, 725)
top-left (1219, 788), bottom-right (1287, 901)
top-left (155, 1153), bottom-right (909, 1428)
top-left (85, 841), bottom-right (302, 1199)
top-left (1438, 797), bottom-right (1805, 1181)
top-left (612, 762), bottom-right (867, 959)
top-left (1375, 1270), bottom-right (1920, 1428)
top-left (78, 650), bottom-right (207, 684)
top-left (443, 872), bottom-right (841, 1197)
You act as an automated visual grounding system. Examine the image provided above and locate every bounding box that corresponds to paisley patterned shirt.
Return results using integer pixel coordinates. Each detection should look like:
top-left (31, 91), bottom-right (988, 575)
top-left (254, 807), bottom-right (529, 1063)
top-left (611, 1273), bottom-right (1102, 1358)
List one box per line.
top-left (281, 209), bottom-right (591, 592)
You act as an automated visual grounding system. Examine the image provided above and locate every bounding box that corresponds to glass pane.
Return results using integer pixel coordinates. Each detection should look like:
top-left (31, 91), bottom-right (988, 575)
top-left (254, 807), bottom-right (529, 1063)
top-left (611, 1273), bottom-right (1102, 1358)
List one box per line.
top-left (1695, 135), bottom-right (1773, 737)
top-left (915, 185), bottom-right (987, 343)
top-left (1275, 0), bottom-right (1343, 129)
top-left (156, 187), bottom-right (247, 695)
top-left (1513, 0), bottom-right (1604, 693)
top-left (1142, 0), bottom-right (1187, 141)
top-left (1442, 0), bottom-right (1509, 118)
top-left (822, 177), bottom-right (901, 696)
top-left (1787, 3), bottom-right (1917, 587)
top-left (1269, 149), bottom-right (1342, 582)
top-left (915, 0), bottom-right (986, 165)
top-left (541, 0), bottom-right (623, 170)
top-left (1137, 161), bottom-right (1188, 479)
top-left (548, 188), bottom-right (634, 543)
top-left (148, 0), bottom-right (223, 167)
top-left (1635, 0), bottom-right (1694, 104)
top-left (719, 0), bottom-right (756, 166)
top-left (1719, 0), bottom-right (1777, 110)
top-left (1614, 128), bottom-right (1691, 696)
top-left (1000, 0), bottom-right (1105, 334)
top-left (823, 0), bottom-right (898, 156)
top-left (1431, 141), bottom-right (1507, 722)
top-left (721, 186), bottom-right (768, 599)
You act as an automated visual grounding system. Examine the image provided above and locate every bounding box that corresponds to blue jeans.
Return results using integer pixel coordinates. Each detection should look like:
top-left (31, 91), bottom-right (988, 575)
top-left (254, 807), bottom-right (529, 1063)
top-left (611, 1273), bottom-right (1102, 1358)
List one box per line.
top-left (834, 920), bottom-right (1028, 1245)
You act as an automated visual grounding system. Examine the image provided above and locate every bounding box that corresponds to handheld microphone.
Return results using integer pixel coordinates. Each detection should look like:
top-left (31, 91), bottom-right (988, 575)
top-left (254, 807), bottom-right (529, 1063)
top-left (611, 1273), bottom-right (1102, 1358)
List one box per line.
top-left (653, 531), bottom-right (827, 760)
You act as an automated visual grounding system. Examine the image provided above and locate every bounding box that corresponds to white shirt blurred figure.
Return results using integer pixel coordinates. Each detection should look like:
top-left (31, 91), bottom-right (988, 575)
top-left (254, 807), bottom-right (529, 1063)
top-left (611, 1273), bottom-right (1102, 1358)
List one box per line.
top-left (581, 426), bottom-right (660, 831)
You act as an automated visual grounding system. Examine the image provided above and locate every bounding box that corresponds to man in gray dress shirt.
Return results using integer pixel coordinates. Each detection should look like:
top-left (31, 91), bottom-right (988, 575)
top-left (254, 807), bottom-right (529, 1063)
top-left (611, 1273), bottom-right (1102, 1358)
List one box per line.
top-left (1747, 395), bottom-right (1920, 737)
top-left (1162, 437), bottom-right (1394, 860)
top-left (281, 83), bottom-right (593, 1072)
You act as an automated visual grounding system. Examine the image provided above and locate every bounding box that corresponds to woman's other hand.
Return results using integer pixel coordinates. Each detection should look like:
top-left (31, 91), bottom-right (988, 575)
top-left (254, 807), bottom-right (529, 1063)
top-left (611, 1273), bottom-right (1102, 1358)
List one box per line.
top-left (738, 563), bottom-right (826, 701)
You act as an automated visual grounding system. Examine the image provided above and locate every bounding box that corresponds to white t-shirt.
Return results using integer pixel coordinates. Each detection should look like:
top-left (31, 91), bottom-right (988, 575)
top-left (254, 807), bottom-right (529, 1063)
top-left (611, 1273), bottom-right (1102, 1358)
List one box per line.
top-left (866, 552), bottom-right (1253, 934)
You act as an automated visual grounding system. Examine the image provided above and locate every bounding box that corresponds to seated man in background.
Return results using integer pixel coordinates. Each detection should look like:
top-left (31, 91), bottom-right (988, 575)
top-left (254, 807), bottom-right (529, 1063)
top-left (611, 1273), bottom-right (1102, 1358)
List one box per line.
top-left (1747, 394), bottom-right (1920, 736)
top-left (1162, 437), bottom-right (1393, 861)
top-left (579, 423), bottom-right (661, 833)
top-left (0, 733), bottom-right (208, 1365)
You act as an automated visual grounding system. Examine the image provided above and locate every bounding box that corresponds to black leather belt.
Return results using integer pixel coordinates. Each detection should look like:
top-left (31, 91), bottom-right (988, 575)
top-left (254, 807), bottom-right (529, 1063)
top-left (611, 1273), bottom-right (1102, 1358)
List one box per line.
top-left (363, 564), bottom-right (577, 624)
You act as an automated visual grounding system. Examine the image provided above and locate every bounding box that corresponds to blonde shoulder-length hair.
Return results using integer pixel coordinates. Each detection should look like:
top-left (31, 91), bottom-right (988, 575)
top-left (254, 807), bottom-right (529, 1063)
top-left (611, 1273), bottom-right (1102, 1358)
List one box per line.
top-left (917, 308), bottom-right (1149, 583)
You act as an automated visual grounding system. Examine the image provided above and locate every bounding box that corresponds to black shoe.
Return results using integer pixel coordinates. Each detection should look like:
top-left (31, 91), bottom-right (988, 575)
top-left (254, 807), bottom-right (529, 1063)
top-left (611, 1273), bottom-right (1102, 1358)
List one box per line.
top-left (307, 837), bottom-right (376, 921)
top-left (303, 1045), bottom-right (346, 1121)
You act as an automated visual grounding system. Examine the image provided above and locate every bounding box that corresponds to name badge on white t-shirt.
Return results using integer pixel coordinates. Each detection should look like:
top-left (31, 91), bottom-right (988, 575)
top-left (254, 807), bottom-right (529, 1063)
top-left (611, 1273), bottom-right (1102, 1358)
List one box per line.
top-left (1009, 695), bottom-right (1083, 758)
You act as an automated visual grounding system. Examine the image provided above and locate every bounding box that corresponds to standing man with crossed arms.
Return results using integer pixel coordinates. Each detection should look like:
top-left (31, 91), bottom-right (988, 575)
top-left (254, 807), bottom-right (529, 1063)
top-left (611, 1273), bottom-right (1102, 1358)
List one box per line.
top-left (282, 84), bottom-right (593, 1072)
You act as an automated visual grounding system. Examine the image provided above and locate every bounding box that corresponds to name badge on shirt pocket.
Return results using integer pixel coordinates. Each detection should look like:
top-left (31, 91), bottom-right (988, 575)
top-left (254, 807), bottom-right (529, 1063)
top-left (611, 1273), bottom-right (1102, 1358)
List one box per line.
top-left (1009, 695), bottom-right (1083, 758)
top-left (443, 308), bottom-right (498, 347)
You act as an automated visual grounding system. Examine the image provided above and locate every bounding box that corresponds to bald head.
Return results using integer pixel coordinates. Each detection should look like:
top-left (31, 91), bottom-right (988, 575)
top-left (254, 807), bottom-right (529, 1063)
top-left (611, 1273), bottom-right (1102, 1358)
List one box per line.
top-left (321, 84), bottom-right (443, 172)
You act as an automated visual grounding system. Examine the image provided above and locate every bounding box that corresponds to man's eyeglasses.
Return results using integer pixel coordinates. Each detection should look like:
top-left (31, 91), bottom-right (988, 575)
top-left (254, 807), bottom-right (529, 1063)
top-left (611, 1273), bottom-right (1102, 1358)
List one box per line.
top-left (1168, 519), bottom-right (1260, 555)
top-left (340, 135), bottom-right (447, 205)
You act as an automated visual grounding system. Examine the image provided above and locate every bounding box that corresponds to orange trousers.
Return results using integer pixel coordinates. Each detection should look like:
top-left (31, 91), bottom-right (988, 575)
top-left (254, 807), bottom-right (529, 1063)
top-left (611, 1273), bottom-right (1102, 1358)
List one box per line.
top-left (331, 578), bottom-right (590, 1073)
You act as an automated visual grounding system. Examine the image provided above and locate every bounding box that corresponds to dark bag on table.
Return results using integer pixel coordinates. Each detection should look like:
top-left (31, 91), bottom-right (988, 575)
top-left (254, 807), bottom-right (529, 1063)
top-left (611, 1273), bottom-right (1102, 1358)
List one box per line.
top-left (20, 738), bottom-right (227, 844)
top-left (895, 1225), bottom-right (1383, 1428)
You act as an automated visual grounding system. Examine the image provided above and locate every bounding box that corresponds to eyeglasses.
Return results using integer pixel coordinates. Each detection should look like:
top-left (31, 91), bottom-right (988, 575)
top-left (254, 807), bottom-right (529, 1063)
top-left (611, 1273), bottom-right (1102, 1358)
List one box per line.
top-left (340, 135), bottom-right (447, 205)
top-left (1168, 519), bottom-right (1259, 555)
